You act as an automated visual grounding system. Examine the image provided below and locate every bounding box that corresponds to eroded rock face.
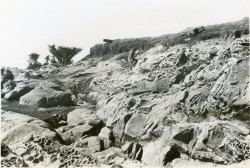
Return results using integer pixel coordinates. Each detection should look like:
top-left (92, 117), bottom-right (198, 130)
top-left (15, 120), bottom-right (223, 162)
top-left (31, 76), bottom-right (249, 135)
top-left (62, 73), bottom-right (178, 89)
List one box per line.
top-left (1, 111), bottom-right (100, 168)
top-left (2, 132), bottom-right (100, 168)
top-left (1, 111), bottom-right (60, 146)
top-left (1, 18), bottom-right (250, 168)
top-left (91, 36), bottom-right (250, 166)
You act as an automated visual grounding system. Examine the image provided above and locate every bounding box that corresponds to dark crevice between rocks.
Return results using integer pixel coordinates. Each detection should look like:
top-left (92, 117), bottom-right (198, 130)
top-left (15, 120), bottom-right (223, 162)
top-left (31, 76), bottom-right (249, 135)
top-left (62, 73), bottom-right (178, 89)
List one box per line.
top-left (163, 146), bottom-right (181, 166)
top-left (173, 128), bottom-right (194, 144)
top-left (117, 114), bottom-right (133, 147)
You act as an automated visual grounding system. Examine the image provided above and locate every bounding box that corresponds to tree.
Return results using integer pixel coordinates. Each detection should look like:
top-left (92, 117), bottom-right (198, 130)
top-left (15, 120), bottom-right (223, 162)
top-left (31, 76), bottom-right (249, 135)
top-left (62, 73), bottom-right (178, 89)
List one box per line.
top-left (27, 53), bottom-right (41, 70)
top-left (48, 45), bottom-right (82, 65)
top-left (29, 53), bottom-right (39, 61)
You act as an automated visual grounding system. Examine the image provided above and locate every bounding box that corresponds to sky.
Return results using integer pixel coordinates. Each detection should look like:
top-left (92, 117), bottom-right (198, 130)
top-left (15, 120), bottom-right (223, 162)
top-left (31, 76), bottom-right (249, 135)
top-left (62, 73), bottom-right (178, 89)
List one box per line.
top-left (0, 0), bottom-right (249, 69)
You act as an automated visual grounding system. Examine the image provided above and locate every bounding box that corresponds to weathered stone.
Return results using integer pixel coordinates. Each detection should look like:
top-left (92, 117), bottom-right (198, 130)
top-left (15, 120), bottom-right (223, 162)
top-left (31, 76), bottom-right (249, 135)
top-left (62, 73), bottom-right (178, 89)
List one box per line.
top-left (99, 127), bottom-right (115, 142)
top-left (124, 114), bottom-right (147, 139)
top-left (19, 87), bottom-right (73, 107)
top-left (1, 80), bottom-right (16, 97)
top-left (4, 84), bottom-right (34, 101)
top-left (88, 136), bottom-right (104, 152)
top-left (61, 124), bottom-right (94, 144)
top-left (1, 111), bottom-right (60, 146)
top-left (67, 108), bottom-right (100, 126)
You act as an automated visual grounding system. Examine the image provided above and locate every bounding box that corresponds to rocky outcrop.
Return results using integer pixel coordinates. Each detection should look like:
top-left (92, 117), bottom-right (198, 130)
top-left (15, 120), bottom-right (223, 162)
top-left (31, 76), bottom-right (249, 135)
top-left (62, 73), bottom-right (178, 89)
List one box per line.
top-left (1, 111), bottom-right (100, 168)
top-left (1, 18), bottom-right (250, 168)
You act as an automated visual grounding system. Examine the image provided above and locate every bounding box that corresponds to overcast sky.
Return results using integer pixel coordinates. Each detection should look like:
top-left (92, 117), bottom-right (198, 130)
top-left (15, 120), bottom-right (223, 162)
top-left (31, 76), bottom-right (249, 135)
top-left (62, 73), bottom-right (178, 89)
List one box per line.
top-left (0, 0), bottom-right (249, 68)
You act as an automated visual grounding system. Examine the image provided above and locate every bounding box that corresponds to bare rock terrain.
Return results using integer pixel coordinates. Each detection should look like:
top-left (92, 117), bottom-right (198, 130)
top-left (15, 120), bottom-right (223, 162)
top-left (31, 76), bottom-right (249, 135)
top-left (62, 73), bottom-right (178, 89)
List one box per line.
top-left (1, 18), bottom-right (250, 168)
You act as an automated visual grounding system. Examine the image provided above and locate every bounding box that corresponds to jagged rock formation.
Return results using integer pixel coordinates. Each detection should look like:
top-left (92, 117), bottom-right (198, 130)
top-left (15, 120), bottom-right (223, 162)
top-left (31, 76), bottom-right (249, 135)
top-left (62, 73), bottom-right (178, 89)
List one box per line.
top-left (1, 18), bottom-right (250, 168)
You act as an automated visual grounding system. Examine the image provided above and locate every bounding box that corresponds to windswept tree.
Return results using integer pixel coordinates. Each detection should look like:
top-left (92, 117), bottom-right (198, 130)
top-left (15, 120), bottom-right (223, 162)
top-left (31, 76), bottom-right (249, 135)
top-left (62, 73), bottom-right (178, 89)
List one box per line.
top-left (29, 53), bottom-right (39, 62)
top-left (27, 52), bottom-right (41, 70)
top-left (48, 45), bottom-right (82, 65)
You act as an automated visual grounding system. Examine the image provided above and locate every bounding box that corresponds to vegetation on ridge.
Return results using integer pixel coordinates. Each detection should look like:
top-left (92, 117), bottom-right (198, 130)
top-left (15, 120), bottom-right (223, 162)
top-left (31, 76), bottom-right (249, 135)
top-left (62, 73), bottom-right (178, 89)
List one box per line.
top-left (48, 45), bottom-right (82, 65)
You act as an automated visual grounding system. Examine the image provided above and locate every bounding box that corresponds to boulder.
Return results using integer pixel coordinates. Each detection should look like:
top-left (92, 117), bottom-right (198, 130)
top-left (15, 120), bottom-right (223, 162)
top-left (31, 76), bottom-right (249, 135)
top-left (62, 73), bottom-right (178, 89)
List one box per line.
top-left (99, 127), bottom-right (115, 142)
top-left (1, 111), bottom-right (61, 146)
top-left (88, 136), bottom-right (104, 152)
top-left (19, 87), bottom-right (73, 107)
top-left (141, 141), bottom-right (162, 166)
top-left (1, 80), bottom-right (16, 97)
top-left (4, 84), bottom-right (34, 101)
top-left (124, 114), bottom-right (147, 139)
top-left (61, 124), bottom-right (94, 144)
top-left (67, 108), bottom-right (100, 126)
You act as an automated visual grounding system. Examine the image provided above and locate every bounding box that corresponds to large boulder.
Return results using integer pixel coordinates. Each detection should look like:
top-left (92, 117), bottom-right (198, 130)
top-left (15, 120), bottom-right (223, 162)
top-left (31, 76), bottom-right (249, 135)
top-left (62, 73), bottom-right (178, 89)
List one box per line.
top-left (19, 86), bottom-right (73, 107)
top-left (1, 111), bottom-right (62, 146)
top-left (4, 83), bottom-right (34, 101)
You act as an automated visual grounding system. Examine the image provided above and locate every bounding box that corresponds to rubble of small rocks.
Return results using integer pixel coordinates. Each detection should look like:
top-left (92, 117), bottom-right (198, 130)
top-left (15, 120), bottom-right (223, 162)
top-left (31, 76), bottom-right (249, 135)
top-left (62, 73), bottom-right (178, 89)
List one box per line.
top-left (1, 18), bottom-right (250, 168)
